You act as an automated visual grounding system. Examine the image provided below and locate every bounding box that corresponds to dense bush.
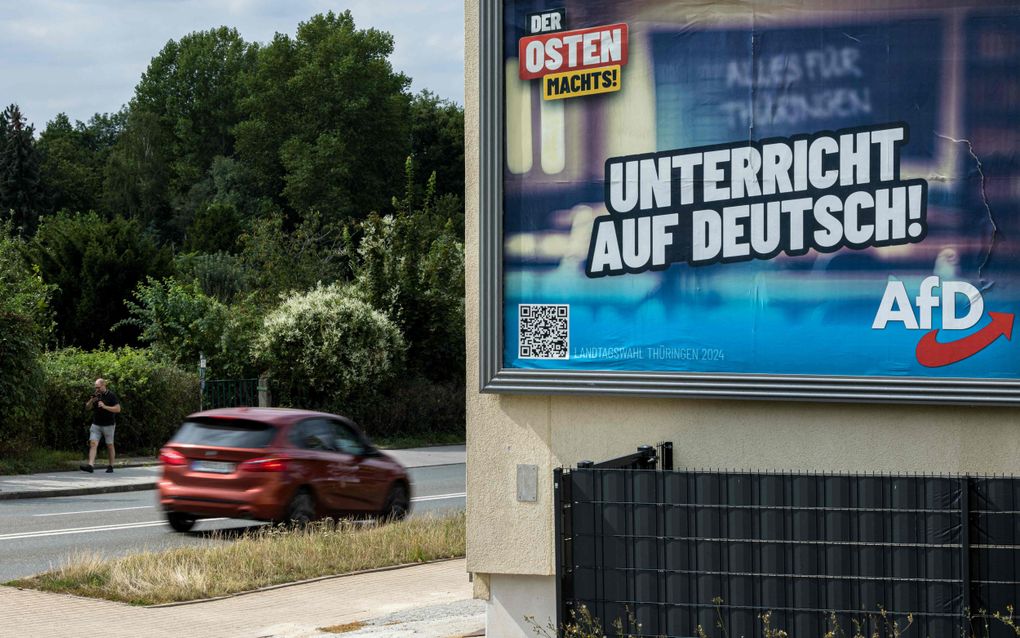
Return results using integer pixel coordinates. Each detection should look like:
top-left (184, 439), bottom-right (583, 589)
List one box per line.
top-left (355, 171), bottom-right (465, 384)
top-left (26, 211), bottom-right (171, 347)
top-left (0, 313), bottom-right (46, 452)
top-left (38, 347), bottom-right (199, 453)
top-left (122, 276), bottom-right (263, 379)
top-left (121, 277), bottom-right (231, 367)
top-left (359, 374), bottom-right (465, 440)
top-left (254, 284), bottom-right (405, 424)
top-left (0, 226), bottom-right (52, 452)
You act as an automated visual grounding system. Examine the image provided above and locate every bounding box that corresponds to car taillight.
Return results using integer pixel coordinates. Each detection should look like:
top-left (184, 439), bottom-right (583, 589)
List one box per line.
top-left (238, 457), bottom-right (288, 472)
top-left (159, 448), bottom-right (187, 466)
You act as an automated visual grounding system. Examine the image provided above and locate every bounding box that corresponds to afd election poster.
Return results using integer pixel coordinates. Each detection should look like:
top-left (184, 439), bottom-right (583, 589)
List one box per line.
top-left (500, 0), bottom-right (1020, 384)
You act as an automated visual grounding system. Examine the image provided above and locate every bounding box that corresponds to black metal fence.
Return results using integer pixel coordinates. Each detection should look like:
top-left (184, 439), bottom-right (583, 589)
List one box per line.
top-left (555, 457), bottom-right (1020, 638)
top-left (202, 378), bottom-right (259, 409)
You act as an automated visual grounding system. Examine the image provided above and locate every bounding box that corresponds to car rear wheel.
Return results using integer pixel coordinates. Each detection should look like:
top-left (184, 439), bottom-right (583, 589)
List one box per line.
top-left (285, 488), bottom-right (315, 527)
top-left (381, 483), bottom-right (410, 521)
top-left (167, 512), bottom-right (197, 533)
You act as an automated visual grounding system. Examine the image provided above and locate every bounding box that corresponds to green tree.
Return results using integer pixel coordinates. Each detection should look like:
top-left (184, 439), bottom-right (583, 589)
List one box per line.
top-left (185, 201), bottom-right (242, 253)
top-left (173, 251), bottom-right (251, 303)
top-left (409, 91), bottom-right (464, 206)
top-left (37, 111), bottom-right (125, 216)
top-left (0, 221), bottom-right (54, 335)
top-left (27, 211), bottom-right (171, 347)
top-left (355, 166), bottom-right (465, 382)
top-left (102, 110), bottom-right (172, 236)
top-left (122, 274), bottom-right (263, 379)
top-left (37, 114), bottom-right (93, 214)
top-left (0, 104), bottom-right (44, 234)
top-left (133, 27), bottom-right (255, 197)
top-left (236, 11), bottom-right (411, 222)
top-left (237, 210), bottom-right (347, 302)
top-left (120, 277), bottom-right (230, 368)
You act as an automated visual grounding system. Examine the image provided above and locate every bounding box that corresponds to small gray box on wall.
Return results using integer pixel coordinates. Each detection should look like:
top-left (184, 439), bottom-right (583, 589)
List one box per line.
top-left (516, 464), bottom-right (538, 502)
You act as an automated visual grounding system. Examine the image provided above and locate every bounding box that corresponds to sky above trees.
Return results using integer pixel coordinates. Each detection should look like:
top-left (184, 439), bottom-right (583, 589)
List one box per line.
top-left (0, 0), bottom-right (464, 128)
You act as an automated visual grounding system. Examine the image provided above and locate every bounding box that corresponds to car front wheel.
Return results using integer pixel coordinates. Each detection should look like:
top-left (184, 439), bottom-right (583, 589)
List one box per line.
top-left (167, 511), bottom-right (196, 533)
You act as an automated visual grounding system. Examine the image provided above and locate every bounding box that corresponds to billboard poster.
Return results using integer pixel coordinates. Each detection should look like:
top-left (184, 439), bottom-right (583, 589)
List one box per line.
top-left (485, 0), bottom-right (1020, 402)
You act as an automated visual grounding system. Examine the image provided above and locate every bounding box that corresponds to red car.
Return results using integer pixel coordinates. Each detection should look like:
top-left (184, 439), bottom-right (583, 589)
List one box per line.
top-left (157, 408), bottom-right (410, 532)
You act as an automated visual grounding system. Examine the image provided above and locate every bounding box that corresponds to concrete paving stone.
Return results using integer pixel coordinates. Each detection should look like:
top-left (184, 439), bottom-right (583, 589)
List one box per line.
top-left (0, 559), bottom-right (472, 638)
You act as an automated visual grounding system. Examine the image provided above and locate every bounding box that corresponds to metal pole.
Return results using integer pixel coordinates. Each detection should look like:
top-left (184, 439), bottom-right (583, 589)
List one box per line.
top-left (198, 353), bottom-right (206, 411)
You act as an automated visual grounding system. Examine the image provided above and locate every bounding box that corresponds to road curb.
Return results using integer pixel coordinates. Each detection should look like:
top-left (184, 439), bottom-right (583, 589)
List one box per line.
top-left (0, 449), bottom-right (464, 501)
top-left (144, 557), bottom-right (464, 608)
top-left (0, 482), bottom-right (158, 501)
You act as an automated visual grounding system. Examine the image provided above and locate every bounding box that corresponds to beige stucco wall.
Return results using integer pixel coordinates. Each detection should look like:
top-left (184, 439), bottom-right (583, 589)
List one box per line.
top-left (466, 394), bottom-right (1020, 576)
top-left (464, 0), bottom-right (1020, 579)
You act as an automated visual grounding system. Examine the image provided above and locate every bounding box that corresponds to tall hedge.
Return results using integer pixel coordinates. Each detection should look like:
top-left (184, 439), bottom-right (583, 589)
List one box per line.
top-left (0, 313), bottom-right (45, 452)
top-left (39, 347), bottom-right (200, 453)
top-left (0, 225), bottom-right (52, 453)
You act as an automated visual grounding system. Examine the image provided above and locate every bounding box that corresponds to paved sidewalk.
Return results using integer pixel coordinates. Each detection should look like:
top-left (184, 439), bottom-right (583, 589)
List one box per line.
top-left (1, 559), bottom-right (478, 638)
top-left (0, 446), bottom-right (466, 500)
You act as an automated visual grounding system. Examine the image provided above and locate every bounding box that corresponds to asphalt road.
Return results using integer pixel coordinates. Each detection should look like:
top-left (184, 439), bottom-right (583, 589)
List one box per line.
top-left (0, 463), bottom-right (465, 582)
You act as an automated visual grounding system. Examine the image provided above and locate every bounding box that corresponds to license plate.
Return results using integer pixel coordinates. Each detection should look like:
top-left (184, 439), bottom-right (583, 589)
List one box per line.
top-left (191, 460), bottom-right (235, 474)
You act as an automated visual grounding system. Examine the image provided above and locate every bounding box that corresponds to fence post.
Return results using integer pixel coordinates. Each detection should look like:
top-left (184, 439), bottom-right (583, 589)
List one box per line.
top-left (554, 468), bottom-right (565, 633)
top-left (659, 441), bottom-right (673, 471)
top-left (258, 376), bottom-right (271, 407)
top-left (960, 476), bottom-right (972, 620)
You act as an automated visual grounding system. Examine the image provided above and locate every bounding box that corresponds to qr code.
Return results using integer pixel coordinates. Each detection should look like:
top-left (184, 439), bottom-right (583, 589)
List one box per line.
top-left (519, 304), bottom-right (569, 359)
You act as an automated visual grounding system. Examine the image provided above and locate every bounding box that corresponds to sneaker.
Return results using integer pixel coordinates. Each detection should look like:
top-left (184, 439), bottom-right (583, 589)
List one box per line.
top-left (106, 465), bottom-right (114, 473)
top-left (79, 463), bottom-right (94, 473)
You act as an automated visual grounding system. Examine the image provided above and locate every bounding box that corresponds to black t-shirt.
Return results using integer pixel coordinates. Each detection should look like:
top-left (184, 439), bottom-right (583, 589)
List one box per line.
top-left (92, 390), bottom-right (119, 426)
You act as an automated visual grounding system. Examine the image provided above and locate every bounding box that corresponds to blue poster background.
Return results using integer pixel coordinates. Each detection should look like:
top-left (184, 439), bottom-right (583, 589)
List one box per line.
top-left (502, 2), bottom-right (1020, 379)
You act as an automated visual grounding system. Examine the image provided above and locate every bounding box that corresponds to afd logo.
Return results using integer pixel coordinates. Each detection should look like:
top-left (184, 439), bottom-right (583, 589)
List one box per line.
top-left (872, 276), bottom-right (1014, 367)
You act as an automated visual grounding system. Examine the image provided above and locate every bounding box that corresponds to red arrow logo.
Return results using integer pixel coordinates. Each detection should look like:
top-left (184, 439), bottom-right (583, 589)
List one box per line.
top-left (915, 312), bottom-right (1014, 368)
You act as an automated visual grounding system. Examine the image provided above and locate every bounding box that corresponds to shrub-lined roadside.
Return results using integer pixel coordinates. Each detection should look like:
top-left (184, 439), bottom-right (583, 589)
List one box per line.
top-left (0, 437), bottom-right (464, 476)
top-left (6, 512), bottom-right (465, 605)
top-left (39, 347), bottom-right (200, 453)
top-left (0, 448), bottom-right (81, 475)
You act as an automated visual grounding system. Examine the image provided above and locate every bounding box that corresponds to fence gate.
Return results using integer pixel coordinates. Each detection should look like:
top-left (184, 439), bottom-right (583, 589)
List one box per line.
top-left (555, 455), bottom-right (1020, 638)
top-left (202, 378), bottom-right (259, 410)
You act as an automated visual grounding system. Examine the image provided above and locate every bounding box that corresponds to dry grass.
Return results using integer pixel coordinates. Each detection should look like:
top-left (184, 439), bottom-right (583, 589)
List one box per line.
top-left (319, 621), bottom-right (368, 633)
top-left (7, 512), bottom-right (465, 606)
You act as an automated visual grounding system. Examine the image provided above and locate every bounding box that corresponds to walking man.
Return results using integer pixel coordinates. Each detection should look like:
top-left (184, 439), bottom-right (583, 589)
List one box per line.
top-left (80, 378), bottom-right (121, 473)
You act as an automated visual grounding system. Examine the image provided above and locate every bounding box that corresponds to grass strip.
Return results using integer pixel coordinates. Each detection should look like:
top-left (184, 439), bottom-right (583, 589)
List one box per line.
top-left (373, 431), bottom-right (465, 450)
top-left (6, 512), bottom-right (465, 606)
top-left (0, 448), bottom-right (81, 475)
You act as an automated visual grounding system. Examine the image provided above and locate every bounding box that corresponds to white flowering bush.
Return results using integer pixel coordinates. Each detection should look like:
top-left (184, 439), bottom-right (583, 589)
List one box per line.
top-left (253, 284), bottom-right (405, 416)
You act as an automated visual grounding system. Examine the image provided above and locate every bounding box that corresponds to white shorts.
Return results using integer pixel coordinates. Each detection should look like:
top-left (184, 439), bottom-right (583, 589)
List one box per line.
top-left (89, 424), bottom-right (115, 444)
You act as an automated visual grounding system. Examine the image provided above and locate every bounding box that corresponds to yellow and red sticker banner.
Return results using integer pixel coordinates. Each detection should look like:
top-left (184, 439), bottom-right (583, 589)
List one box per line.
top-left (543, 65), bottom-right (621, 100)
top-left (518, 23), bottom-right (628, 99)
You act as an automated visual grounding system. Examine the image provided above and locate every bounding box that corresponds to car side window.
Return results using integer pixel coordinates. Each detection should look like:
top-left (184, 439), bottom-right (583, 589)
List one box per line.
top-left (331, 421), bottom-right (367, 456)
top-left (290, 419), bottom-right (336, 451)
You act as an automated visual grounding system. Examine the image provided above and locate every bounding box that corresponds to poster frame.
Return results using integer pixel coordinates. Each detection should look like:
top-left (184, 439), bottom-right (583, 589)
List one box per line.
top-left (477, 0), bottom-right (1020, 405)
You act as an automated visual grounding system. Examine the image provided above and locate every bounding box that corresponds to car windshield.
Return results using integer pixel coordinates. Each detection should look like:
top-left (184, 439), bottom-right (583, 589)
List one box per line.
top-left (171, 419), bottom-right (276, 448)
